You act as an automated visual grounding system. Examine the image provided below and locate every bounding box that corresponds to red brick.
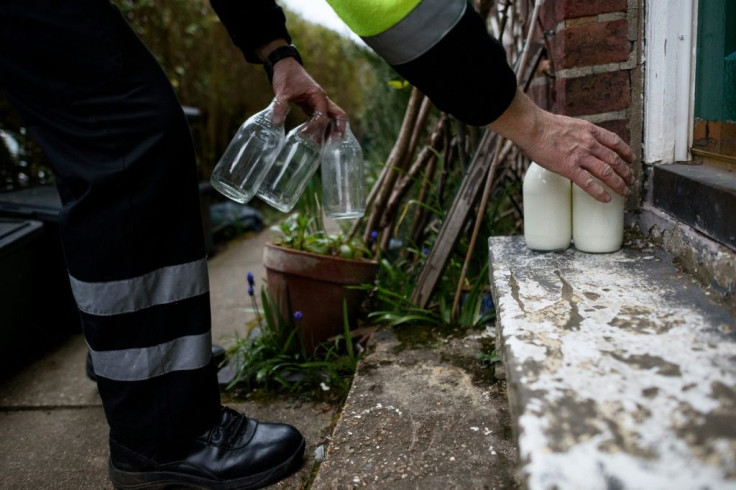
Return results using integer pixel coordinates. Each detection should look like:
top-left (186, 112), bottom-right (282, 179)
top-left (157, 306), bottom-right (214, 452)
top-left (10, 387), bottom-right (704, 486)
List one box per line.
top-left (554, 71), bottom-right (630, 116)
top-left (541, 0), bottom-right (627, 28)
top-left (551, 19), bottom-right (631, 69)
top-left (597, 119), bottom-right (631, 146)
top-left (529, 78), bottom-right (554, 112)
top-left (563, 0), bottom-right (627, 18)
top-left (540, 0), bottom-right (564, 31)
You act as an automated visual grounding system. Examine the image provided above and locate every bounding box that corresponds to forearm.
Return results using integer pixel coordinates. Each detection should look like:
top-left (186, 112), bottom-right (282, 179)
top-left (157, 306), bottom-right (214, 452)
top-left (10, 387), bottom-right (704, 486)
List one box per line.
top-left (254, 39), bottom-right (289, 63)
top-left (486, 90), bottom-right (544, 151)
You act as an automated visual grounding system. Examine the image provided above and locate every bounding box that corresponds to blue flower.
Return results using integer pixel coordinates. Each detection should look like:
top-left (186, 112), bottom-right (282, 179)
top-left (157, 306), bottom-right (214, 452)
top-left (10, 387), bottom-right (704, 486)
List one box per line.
top-left (246, 271), bottom-right (255, 287)
top-left (369, 230), bottom-right (378, 242)
top-left (247, 285), bottom-right (254, 297)
top-left (422, 247), bottom-right (429, 255)
top-left (481, 294), bottom-right (494, 312)
top-left (293, 311), bottom-right (303, 322)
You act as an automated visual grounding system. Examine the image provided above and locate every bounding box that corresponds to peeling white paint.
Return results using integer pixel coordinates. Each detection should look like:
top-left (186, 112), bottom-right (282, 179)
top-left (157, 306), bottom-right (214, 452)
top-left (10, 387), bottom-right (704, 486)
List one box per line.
top-left (489, 236), bottom-right (736, 489)
top-left (643, 0), bottom-right (697, 163)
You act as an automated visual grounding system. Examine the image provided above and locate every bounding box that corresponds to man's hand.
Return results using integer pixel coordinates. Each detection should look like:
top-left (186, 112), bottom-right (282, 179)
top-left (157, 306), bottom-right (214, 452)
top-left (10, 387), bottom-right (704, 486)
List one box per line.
top-left (256, 40), bottom-right (346, 127)
top-left (488, 90), bottom-right (636, 203)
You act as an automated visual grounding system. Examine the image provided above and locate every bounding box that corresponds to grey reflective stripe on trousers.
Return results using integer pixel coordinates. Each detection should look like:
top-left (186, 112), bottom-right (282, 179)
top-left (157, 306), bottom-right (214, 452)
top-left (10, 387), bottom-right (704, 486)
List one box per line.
top-left (68, 258), bottom-right (209, 316)
top-left (362, 0), bottom-right (466, 65)
top-left (88, 332), bottom-right (212, 381)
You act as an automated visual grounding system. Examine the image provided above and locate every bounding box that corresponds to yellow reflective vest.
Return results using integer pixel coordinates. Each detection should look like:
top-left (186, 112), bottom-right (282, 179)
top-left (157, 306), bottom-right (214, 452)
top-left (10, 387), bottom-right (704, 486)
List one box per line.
top-left (324, 0), bottom-right (422, 37)
top-left (325, 0), bottom-right (468, 65)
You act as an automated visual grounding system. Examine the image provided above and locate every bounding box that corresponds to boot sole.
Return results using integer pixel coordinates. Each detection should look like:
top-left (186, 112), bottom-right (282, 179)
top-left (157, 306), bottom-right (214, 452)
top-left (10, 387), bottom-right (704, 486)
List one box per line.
top-left (108, 437), bottom-right (305, 490)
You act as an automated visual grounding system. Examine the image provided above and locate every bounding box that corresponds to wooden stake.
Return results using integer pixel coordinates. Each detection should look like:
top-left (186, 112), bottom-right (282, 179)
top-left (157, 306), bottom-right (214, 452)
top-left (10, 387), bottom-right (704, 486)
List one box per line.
top-left (450, 0), bottom-right (542, 321)
top-left (380, 115), bottom-right (446, 229)
top-left (361, 88), bottom-right (424, 245)
top-left (409, 131), bottom-right (500, 308)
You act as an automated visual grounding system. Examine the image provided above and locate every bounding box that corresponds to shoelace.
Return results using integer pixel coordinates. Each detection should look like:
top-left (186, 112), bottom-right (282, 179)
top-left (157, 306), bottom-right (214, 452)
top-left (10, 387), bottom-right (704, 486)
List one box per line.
top-left (220, 408), bottom-right (247, 446)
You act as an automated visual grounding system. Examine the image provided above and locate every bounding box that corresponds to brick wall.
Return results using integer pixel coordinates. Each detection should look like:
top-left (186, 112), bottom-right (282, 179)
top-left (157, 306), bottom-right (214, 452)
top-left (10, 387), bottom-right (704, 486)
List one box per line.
top-left (530, 0), bottom-right (641, 149)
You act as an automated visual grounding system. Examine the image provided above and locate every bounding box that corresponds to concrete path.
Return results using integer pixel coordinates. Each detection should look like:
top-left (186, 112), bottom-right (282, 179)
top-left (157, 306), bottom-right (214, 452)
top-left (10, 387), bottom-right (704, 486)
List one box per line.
top-left (208, 228), bottom-right (277, 345)
top-left (0, 229), bottom-right (335, 489)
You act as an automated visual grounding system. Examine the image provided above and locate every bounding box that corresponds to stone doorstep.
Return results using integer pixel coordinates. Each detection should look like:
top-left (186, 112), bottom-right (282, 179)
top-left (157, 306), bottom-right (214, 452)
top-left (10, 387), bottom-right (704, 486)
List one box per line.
top-left (488, 235), bottom-right (736, 490)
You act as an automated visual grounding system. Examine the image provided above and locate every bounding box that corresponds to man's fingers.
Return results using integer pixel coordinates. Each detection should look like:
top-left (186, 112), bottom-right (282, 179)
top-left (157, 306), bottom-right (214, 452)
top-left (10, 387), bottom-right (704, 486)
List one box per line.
top-left (581, 155), bottom-right (629, 197)
top-left (591, 140), bottom-right (633, 178)
top-left (593, 125), bottom-right (635, 163)
top-left (586, 144), bottom-right (633, 193)
top-left (326, 97), bottom-right (347, 119)
top-left (271, 98), bottom-right (289, 126)
top-left (570, 167), bottom-right (611, 203)
top-left (592, 134), bottom-right (636, 187)
top-left (307, 91), bottom-right (329, 117)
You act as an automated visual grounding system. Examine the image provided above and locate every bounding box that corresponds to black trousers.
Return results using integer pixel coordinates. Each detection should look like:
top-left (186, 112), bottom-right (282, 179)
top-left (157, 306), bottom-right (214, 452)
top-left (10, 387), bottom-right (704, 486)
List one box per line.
top-left (0, 0), bottom-right (221, 441)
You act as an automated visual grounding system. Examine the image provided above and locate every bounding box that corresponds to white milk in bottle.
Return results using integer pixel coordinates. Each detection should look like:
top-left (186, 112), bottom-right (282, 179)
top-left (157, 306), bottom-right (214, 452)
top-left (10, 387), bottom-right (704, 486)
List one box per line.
top-left (572, 180), bottom-right (624, 253)
top-left (523, 162), bottom-right (572, 251)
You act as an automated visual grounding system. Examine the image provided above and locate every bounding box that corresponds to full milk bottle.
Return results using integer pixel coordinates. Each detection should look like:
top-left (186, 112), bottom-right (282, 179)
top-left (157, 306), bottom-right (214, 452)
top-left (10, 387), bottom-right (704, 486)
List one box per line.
top-left (572, 180), bottom-right (624, 253)
top-left (523, 162), bottom-right (572, 251)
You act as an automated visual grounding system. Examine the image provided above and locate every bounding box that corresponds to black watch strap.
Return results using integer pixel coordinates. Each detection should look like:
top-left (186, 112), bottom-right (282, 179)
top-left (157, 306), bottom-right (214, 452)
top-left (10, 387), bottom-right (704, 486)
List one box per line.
top-left (264, 45), bottom-right (303, 82)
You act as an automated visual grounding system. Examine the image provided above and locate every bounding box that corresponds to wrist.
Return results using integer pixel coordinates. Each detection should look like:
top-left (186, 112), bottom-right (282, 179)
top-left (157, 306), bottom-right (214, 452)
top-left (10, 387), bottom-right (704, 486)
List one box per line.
top-left (255, 39), bottom-right (289, 63)
top-left (262, 44), bottom-right (303, 83)
top-left (487, 90), bottom-right (544, 151)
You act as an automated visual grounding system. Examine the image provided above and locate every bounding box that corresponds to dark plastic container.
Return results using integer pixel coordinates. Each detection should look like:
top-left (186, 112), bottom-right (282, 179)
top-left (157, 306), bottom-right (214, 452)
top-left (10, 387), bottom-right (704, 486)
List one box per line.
top-left (0, 186), bottom-right (80, 336)
top-left (0, 218), bottom-right (45, 369)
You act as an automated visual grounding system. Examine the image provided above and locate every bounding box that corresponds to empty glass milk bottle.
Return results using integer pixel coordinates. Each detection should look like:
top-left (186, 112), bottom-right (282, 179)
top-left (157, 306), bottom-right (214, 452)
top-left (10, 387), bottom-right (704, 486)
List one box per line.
top-left (321, 118), bottom-right (366, 219)
top-left (257, 111), bottom-right (328, 213)
top-left (210, 99), bottom-right (289, 204)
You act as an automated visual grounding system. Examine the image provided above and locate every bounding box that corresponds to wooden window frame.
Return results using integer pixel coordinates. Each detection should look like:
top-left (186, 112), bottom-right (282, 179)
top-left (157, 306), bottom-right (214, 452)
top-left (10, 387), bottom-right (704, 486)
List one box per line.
top-left (643, 0), bottom-right (735, 252)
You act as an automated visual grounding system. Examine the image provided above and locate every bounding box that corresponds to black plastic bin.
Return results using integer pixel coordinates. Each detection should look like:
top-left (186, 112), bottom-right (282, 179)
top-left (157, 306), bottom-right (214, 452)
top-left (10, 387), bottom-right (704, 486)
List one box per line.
top-left (0, 186), bottom-right (80, 337)
top-left (0, 218), bottom-right (45, 369)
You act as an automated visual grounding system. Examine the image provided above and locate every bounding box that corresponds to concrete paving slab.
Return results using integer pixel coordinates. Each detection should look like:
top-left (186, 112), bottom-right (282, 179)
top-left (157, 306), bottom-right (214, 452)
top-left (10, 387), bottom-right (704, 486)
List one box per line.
top-left (0, 407), bottom-right (111, 489)
top-left (312, 329), bottom-right (519, 489)
top-left (0, 335), bottom-right (99, 408)
top-left (0, 400), bottom-right (335, 490)
top-left (208, 228), bottom-right (279, 347)
top-left (489, 235), bottom-right (736, 489)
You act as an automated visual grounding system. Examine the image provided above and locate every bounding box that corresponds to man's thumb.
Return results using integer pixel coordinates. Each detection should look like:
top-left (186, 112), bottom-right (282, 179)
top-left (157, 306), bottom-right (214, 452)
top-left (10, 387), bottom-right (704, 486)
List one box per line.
top-left (271, 98), bottom-right (289, 126)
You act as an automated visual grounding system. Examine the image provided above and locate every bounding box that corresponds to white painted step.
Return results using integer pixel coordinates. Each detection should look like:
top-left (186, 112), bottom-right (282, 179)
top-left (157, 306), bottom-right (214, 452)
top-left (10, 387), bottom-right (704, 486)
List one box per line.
top-left (489, 235), bottom-right (736, 489)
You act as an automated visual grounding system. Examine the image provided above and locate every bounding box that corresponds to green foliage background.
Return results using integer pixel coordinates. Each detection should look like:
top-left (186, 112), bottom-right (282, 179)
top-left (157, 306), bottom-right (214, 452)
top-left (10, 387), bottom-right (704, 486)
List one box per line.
top-left (114, 0), bottom-right (386, 178)
top-left (0, 0), bottom-right (407, 188)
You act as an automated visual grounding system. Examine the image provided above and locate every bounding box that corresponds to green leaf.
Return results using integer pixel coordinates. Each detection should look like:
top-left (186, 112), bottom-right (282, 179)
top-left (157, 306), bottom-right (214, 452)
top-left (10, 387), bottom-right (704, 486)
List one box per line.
top-left (342, 298), bottom-right (354, 361)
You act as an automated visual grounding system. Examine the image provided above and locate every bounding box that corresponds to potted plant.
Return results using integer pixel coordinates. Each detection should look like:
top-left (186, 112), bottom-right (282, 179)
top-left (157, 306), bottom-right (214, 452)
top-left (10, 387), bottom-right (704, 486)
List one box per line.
top-left (263, 212), bottom-right (378, 351)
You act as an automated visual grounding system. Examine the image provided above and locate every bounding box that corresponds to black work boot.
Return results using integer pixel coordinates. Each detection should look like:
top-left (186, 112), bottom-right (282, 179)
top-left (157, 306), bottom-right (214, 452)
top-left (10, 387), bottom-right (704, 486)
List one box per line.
top-left (108, 407), bottom-right (305, 489)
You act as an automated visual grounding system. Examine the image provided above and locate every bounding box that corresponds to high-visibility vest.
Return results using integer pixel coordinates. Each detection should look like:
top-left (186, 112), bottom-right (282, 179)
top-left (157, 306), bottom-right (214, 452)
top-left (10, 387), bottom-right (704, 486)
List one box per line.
top-left (325, 0), bottom-right (517, 126)
top-left (324, 0), bottom-right (467, 66)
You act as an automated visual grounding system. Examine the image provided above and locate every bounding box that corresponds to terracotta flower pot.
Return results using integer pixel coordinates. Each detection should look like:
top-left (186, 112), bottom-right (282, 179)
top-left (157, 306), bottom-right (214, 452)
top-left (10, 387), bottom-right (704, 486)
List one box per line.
top-left (262, 243), bottom-right (379, 351)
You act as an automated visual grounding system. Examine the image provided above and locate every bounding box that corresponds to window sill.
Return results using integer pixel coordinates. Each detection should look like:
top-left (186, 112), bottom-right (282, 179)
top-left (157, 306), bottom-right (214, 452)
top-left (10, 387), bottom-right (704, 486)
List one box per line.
top-left (652, 163), bottom-right (736, 251)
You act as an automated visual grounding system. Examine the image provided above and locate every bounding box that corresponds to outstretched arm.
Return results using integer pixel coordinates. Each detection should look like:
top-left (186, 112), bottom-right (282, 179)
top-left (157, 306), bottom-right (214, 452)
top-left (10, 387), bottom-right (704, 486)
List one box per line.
top-left (488, 89), bottom-right (635, 203)
top-left (322, 0), bottom-right (635, 203)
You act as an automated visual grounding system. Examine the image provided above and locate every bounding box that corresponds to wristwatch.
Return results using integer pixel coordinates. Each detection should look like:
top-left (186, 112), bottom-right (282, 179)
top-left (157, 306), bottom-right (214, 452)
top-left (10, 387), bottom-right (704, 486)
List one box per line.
top-left (264, 45), bottom-right (303, 82)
